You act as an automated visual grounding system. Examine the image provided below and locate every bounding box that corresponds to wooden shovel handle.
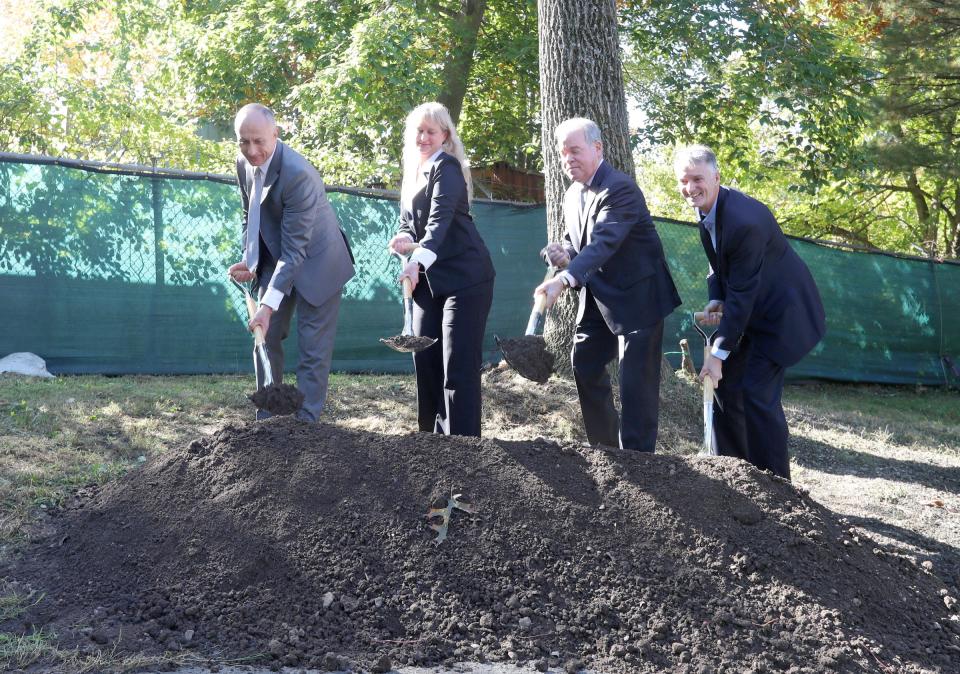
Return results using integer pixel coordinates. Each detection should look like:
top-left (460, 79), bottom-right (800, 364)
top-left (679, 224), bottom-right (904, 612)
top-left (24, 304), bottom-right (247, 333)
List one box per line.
top-left (702, 373), bottom-right (715, 402)
top-left (243, 293), bottom-right (268, 346)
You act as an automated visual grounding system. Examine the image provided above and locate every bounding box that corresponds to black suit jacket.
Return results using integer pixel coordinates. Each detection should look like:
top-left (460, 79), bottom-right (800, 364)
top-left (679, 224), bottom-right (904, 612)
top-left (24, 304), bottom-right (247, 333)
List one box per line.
top-left (562, 161), bottom-right (681, 335)
top-left (398, 152), bottom-right (495, 297)
top-left (705, 186), bottom-right (825, 367)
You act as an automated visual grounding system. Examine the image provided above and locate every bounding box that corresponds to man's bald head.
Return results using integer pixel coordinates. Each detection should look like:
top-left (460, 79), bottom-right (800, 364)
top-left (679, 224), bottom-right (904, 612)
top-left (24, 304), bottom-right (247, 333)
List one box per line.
top-left (235, 104), bottom-right (278, 167)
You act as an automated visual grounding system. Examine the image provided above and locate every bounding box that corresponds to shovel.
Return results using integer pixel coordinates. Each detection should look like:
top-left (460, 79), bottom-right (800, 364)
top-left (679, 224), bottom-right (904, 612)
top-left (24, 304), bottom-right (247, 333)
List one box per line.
top-left (231, 279), bottom-right (304, 416)
top-left (495, 266), bottom-right (557, 384)
top-left (380, 246), bottom-right (437, 353)
top-left (693, 311), bottom-right (722, 456)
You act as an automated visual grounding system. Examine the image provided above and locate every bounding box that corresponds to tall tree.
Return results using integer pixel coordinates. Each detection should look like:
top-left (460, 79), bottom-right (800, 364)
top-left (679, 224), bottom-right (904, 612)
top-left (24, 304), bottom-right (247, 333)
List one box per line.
top-left (862, 0), bottom-right (960, 258)
top-left (537, 0), bottom-right (633, 362)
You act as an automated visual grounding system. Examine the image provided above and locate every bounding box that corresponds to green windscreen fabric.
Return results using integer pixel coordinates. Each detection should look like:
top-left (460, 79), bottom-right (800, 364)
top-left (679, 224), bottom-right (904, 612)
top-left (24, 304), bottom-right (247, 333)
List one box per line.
top-left (1, 155), bottom-right (957, 386)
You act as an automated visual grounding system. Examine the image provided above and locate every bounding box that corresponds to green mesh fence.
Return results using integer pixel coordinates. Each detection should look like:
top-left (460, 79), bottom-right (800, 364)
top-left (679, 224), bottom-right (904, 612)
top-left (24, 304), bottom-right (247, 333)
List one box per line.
top-left (1, 154), bottom-right (957, 386)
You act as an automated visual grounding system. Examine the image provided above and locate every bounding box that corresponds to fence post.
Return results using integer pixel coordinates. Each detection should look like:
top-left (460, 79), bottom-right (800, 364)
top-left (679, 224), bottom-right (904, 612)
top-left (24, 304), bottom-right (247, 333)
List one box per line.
top-left (151, 172), bottom-right (164, 286)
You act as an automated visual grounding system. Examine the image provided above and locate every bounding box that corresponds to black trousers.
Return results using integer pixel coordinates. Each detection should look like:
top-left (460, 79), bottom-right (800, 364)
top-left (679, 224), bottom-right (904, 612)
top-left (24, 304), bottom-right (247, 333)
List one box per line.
top-left (714, 333), bottom-right (790, 479)
top-left (571, 291), bottom-right (664, 452)
top-left (411, 278), bottom-right (494, 437)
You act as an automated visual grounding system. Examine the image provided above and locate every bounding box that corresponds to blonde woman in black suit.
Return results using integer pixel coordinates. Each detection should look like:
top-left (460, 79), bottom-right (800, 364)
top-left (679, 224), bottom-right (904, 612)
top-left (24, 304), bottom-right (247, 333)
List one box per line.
top-left (387, 102), bottom-right (495, 437)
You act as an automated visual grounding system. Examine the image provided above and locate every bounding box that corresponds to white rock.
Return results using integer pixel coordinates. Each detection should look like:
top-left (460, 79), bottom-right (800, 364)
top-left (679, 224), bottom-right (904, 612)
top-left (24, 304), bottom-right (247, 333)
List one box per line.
top-left (0, 352), bottom-right (54, 378)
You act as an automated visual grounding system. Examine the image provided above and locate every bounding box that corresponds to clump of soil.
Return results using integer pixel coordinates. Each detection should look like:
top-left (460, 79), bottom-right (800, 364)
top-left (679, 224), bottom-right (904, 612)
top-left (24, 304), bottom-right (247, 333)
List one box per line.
top-left (4, 419), bottom-right (959, 673)
top-left (497, 335), bottom-right (555, 383)
top-left (248, 383), bottom-right (304, 415)
top-left (380, 334), bottom-right (438, 353)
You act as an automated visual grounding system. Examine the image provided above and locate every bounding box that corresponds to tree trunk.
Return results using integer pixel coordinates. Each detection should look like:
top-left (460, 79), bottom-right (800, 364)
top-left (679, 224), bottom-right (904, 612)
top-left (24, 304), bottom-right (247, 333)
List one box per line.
top-left (537, 0), bottom-right (633, 371)
top-left (437, 0), bottom-right (488, 123)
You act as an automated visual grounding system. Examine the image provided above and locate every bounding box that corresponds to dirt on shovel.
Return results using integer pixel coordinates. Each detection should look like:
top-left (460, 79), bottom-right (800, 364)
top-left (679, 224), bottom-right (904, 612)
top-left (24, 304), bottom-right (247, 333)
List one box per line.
top-left (380, 334), bottom-right (437, 353)
top-left (249, 383), bottom-right (304, 416)
top-left (497, 335), bottom-right (554, 383)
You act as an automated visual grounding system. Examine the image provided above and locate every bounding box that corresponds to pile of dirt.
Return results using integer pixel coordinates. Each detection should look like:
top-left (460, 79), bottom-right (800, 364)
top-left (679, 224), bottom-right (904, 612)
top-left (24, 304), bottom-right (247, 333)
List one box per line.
top-left (4, 417), bottom-right (959, 673)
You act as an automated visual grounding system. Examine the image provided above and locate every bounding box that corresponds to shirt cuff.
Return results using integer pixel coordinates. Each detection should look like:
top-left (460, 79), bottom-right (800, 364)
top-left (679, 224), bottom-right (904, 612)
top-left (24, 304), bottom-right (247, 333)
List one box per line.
top-left (409, 246), bottom-right (438, 271)
top-left (261, 287), bottom-right (285, 311)
top-left (710, 336), bottom-right (730, 360)
top-left (559, 270), bottom-right (579, 288)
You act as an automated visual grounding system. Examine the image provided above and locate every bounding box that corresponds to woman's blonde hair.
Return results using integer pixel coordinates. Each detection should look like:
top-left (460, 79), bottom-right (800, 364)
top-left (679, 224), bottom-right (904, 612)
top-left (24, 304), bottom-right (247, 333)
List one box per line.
top-left (400, 102), bottom-right (473, 209)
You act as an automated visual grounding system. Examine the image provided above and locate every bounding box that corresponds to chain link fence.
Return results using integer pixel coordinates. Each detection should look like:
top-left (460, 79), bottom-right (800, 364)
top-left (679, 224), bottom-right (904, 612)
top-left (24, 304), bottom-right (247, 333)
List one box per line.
top-left (1, 153), bottom-right (957, 385)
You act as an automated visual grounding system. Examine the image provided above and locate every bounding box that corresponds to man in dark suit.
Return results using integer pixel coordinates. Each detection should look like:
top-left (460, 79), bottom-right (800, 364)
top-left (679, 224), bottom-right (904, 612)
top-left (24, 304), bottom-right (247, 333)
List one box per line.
top-left (675, 144), bottom-right (825, 479)
top-left (227, 103), bottom-right (354, 422)
top-left (538, 118), bottom-right (681, 452)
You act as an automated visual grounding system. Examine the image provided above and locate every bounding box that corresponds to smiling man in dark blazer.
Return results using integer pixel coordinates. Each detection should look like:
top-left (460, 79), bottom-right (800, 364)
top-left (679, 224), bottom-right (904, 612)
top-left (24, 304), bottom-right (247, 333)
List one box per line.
top-left (675, 144), bottom-right (825, 479)
top-left (537, 118), bottom-right (681, 452)
top-left (227, 103), bottom-right (354, 422)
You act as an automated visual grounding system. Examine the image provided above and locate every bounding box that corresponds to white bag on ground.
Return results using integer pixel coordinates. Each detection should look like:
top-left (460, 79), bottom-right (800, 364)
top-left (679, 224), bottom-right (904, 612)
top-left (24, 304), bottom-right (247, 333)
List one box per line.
top-left (0, 352), bottom-right (55, 378)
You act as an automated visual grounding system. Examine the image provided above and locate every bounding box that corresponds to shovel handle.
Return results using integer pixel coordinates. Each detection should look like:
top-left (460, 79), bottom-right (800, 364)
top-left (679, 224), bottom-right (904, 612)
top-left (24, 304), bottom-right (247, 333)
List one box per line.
top-left (243, 292), bottom-right (268, 347)
top-left (525, 293), bottom-right (547, 336)
top-left (525, 266), bottom-right (557, 336)
top-left (694, 311), bottom-right (723, 323)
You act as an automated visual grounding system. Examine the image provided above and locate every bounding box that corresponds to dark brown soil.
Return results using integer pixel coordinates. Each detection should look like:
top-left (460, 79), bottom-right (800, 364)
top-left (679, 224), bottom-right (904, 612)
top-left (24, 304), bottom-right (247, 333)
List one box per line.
top-left (380, 335), bottom-right (438, 353)
top-left (3, 419), bottom-right (959, 673)
top-left (248, 383), bottom-right (305, 416)
top-left (497, 335), bottom-right (555, 384)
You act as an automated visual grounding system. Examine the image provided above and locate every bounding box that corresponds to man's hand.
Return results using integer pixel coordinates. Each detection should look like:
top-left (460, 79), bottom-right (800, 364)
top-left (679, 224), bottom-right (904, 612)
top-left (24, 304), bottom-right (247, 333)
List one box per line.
top-left (398, 260), bottom-right (420, 291)
top-left (541, 243), bottom-right (570, 270)
top-left (228, 261), bottom-right (255, 283)
top-left (699, 300), bottom-right (724, 326)
top-left (699, 353), bottom-right (723, 385)
top-left (249, 304), bottom-right (273, 338)
top-left (534, 277), bottom-right (566, 310)
top-left (388, 234), bottom-right (418, 256)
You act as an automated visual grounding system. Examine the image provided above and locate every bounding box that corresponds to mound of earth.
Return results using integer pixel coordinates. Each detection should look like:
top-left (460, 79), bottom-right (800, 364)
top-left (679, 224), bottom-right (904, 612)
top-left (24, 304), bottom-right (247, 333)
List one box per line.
top-left (4, 418), bottom-right (959, 673)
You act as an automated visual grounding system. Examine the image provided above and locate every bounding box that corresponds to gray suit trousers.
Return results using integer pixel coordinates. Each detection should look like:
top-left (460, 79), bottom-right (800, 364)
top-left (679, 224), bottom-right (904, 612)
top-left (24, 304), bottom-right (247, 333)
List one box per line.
top-left (255, 285), bottom-right (342, 422)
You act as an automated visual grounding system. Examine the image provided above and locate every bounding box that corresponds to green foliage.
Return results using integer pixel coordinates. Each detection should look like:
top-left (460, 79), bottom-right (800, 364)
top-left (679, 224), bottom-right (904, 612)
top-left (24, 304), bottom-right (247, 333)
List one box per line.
top-left (622, 0), bottom-right (872, 183)
top-left (2, 0), bottom-right (957, 258)
top-left (860, 0), bottom-right (960, 258)
top-left (459, 0), bottom-right (541, 171)
top-left (0, 0), bottom-right (232, 170)
top-left (177, 0), bottom-right (541, 186)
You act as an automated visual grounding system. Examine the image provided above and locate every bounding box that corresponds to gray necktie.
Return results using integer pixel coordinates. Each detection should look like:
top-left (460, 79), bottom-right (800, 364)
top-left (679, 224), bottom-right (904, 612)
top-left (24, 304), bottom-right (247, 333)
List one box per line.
top-left (244, 167), bottom-right (264, 272)
top-left (700, 211), bottom-right (717, 251)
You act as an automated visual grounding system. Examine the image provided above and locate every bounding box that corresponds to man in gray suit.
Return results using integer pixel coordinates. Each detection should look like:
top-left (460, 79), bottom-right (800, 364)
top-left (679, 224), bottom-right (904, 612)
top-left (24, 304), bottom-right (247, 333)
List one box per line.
top-left (227, 103), bottom-right (354, 422)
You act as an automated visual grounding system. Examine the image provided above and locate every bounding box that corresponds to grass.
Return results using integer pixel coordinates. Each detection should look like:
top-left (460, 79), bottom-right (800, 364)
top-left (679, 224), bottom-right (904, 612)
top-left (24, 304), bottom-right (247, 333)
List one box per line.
top-left (0, 370), bottom-right (958, 671)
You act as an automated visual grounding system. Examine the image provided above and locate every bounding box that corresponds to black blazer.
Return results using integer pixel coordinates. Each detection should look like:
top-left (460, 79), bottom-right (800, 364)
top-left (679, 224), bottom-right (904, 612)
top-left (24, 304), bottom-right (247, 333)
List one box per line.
top-left (705, 186), bottom-right (825, 367)
top-left (562, 161), bottom-right (681, 335)
top-left (397, 152), bottom-right (495, 297)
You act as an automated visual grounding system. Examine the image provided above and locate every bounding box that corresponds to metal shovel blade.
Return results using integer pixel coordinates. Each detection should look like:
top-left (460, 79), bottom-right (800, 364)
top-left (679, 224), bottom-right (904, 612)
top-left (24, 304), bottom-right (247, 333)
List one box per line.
top-left (380, 334), bottom-right (437, 353)
top-left (380, 266), bottom-right (437, 353)
top-left (497, 265), bottom-right (556, 384)
top-left (702, 379), bottom-right (719, 456)
top-left (496, 334), bottom-right (554, 384)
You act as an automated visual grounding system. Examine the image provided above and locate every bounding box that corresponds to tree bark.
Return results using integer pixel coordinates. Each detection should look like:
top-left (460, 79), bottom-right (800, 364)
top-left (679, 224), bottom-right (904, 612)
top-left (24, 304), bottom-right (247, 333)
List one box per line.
top-left (537, 0), bottom-right (633, 371)
top-left (437, 0), bottom-right (488, 123)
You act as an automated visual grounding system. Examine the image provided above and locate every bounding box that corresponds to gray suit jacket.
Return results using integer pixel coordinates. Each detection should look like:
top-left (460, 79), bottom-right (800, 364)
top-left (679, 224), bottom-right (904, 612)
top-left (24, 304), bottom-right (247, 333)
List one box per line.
top-left (237, 142), bottom-right (354, 307)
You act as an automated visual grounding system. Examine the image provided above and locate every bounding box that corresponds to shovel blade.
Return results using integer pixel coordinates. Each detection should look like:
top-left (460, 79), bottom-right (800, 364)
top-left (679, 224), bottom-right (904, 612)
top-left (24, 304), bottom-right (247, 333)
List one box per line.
top-left (701, 401), bottom-right (719, 456)
top-left (496, 334), bottom-right (554, 384)
top-left (380, 335), bottom-right (438, 353)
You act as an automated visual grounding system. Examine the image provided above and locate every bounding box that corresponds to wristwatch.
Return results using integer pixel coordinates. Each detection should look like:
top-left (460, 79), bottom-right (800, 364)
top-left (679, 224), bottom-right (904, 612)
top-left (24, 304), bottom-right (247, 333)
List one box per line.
top-left (558, 274), bottom-right (570, 288)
